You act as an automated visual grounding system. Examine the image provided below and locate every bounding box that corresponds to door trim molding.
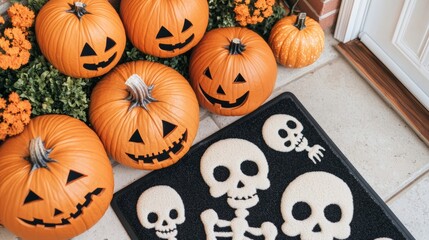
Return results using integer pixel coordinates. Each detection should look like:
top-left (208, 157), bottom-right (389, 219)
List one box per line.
top-left (334, 0), bottom-right (370, 42)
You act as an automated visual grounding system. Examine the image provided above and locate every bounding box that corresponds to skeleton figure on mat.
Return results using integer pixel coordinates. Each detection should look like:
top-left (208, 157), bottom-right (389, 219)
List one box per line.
top-left (200, 138), bottom-right (278, 240)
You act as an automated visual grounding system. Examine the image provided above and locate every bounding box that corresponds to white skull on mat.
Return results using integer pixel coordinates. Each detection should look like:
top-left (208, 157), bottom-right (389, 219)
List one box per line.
top-left (281, 171), bottom-right (354, 240)
top-left (200, 138), bottom-right (270, 209)
top-left (137, 185), bottom-right (185, 240)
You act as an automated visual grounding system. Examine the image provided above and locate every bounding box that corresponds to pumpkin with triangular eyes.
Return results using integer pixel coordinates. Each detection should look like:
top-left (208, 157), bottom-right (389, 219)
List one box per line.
top-left (35, 0), bottom-right (126, 78)
top-left (89, 61), bottom-right (200, 170)
top-left (0, 115), bottom-right (113, 240)
top-left (120, 0), bottom-right (208, 58)
top-left (189, 27), bottom-right (278, 116)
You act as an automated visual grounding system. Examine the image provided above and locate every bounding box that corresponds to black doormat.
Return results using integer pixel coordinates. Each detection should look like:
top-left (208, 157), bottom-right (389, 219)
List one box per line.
top-left (111, 92), bottom-right (414, 240)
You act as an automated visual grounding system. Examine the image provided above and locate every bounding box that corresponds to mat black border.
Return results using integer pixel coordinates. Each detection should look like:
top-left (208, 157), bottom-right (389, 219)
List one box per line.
top-left (111, 91), bottom-right (415, 240)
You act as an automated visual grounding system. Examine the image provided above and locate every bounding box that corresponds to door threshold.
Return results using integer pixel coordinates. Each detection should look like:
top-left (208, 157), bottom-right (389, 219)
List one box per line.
top-left (337, 39), bottom-right (429, 146)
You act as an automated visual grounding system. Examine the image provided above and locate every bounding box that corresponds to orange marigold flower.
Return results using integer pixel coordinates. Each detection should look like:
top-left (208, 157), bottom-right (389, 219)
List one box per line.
top-left (8, 3), bottom-right (35, 28)
top-left (0, 98), bottom-right (6, 109)
top-left (263, 6), bottom-right (273, 17)
top-left (266, 0), bottom-right (275, 5)
top-left (254, 0), bottom-right (268, 10)
top-left (0, 16), bottom-right (4, 24)
top-left (8, 92), bottom-right (21, 104)
top-left (10, 121), bottom-right (24, 136)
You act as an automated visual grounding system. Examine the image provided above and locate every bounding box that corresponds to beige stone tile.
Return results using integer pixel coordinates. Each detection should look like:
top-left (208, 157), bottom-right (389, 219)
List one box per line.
top-left (388, 171), bottom-right (429, 239)
top-left (73, 207), bottom-right (130, 240)
top-left (275, 59), bottom-right (429, 199)
top-left (0, 226), bottom-right (15, 240)
top-left (193, 116), bottom-right (220, 144)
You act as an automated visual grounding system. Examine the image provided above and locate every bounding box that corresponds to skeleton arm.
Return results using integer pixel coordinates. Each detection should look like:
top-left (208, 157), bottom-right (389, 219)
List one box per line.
top-left (246, 222), bottom-right (278, 240)
top-left (305, 144), bottom-right (325, 164)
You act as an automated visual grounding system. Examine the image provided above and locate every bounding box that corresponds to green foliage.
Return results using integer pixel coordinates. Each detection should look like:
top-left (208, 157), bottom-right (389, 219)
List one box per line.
top-left (0, 56), bottom-right (94, 122)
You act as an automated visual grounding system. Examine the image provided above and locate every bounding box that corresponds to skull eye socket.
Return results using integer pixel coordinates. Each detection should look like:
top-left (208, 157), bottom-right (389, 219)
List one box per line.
top-left (24, 190), bottom-right (43, 204)
top-left (213, 166), bottom-right (230, 182)
top-left (324, 204), bottom-right (342, 223)
top-left (278, 129), bottom-right (288, 138)
top-left (169, 209), bottom-right (178, 219)
top-left (240, 160), bottom-right (258, 176)
top-left (292, 201), bottom-right (312, 221)
top-left (286, 120), bottom-right (297, 129)
top-left (148, 212), bottom-right (158, 224)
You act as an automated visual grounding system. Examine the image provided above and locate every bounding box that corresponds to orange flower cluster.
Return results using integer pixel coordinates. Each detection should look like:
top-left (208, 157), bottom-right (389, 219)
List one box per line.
top-left (234, 0), bottom-right (275, 26)
top-left (0, 92), bottom-right (32, 141)
top-left (0, 3), bottom-right (35, 70)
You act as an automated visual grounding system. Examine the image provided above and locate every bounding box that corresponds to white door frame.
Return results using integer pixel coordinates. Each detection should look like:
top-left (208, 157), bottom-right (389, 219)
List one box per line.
top-left (334, 0), bottom-right (429, 110)
top-left (334, 0), bottom-right (370, 43)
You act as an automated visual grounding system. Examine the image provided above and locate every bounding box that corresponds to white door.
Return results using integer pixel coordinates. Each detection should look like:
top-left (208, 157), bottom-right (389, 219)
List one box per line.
top-left (336, 0), bottom-right (429, 110)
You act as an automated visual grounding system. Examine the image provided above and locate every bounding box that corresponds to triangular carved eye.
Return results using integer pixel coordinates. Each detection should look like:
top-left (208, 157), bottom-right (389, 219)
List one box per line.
top-left (162, 120), bottom-right (177, 138)
top-left (81, 43), bottom-right (97, 56)
top-left (66, 170), bottom-right (85, 184)
top-left (156, 26), bottom-right (173, 39)
top-left (105, 37), bottom-right (116, 52)
top-left (204, 67), bottom-right (212, 79)
top-left (129, 129), bottom-right (144, 143)
top-left (182, 19), bottom-right (193, 32)
top-left (24, 190), bottom-right (43, 204)
top-left (233, 73), bottom-right (246, 83)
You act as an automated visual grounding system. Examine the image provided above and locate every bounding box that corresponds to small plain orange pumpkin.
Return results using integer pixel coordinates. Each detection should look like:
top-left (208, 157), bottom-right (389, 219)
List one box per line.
top-left (268, 12), bottom-right (324, 68)
top-left (89, 61), bottom-right (199, 170)
top-left (189, 27), bottom-right (277, 116)
top-left (0, 115), bottom-right (113, 240)
top-left (35, 0), bottom-right (126, 78)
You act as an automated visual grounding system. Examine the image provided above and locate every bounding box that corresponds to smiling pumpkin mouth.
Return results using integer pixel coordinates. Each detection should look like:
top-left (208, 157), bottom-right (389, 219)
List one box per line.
top-left (83, 52), bottom-right (117, 71)
top-left (199, 84), bottom-right (249, 108)
top-left (159, 34), bottom-right (195, 51)
top-left (126, 130), bottom-right (188, 164)
top-left (19, 188), bottom-right (104, 228)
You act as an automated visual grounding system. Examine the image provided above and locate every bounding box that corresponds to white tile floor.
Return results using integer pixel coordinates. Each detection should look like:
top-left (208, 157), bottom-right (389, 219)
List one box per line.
top-left (1, 31), bottom-right (428, 240)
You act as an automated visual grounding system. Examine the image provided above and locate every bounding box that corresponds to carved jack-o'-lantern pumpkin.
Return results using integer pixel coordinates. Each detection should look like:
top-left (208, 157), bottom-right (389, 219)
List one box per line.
top-left (89, 61), bottom-right (199, 170)
top-left (0, 115), bottom-right (113, 240)
top-left (35, 0), bottom-right (126, 78)
top-left (189, 27), bottom-right (277, 116)
top-left (120, 0), bottom-right (209, 58)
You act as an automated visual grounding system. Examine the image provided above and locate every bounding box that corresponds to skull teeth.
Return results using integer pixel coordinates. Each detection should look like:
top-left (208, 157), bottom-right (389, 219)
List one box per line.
top-left (156, 228), bottom-right (176, 234)
top-left (229, 193), bottom-right (257, 201)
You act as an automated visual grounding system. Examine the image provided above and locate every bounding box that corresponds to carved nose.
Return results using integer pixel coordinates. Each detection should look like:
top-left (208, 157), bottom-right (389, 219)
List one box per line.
top-left (162, 220), bottom-right (168, 226)
top-left (217, 85), bottom-right (226, 95)
top-left (312, 223), bottom-right (322, 232)
top-left (237, 181), bottom-right (245, 188)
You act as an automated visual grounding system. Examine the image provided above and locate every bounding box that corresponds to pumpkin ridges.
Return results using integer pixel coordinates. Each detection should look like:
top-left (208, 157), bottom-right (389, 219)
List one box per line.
top-left (268, 14), bottom-right (324, 68)
top-left (0, 114), bottom-right (113, 240)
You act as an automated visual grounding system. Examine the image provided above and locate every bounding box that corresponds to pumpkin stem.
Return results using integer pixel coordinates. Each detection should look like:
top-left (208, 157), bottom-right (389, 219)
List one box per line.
top-left (28, 137), bottom-right (56, 172)
top-left (294, 12), bottom-right (307, 30)
top-left (228, 38), bottom-right (246, 55)
top-left (66, 2), bottom-right (90, 19)
top-left (125, 74), bottom-right (157, 111)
